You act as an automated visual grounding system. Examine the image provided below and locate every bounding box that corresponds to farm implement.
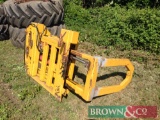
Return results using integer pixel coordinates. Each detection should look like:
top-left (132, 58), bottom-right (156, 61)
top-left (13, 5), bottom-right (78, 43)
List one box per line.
top-left (25, 23), bottom-right (134, 101)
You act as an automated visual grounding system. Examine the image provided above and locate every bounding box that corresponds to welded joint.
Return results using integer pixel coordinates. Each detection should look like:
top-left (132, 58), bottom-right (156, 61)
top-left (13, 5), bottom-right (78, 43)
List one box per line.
top-left (94, 56), bottom-right (107, 72)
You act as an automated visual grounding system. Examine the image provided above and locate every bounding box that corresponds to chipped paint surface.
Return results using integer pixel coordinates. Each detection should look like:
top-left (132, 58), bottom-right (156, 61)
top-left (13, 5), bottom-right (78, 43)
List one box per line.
top-left (71, 50), bottom-right (82, 57)
top-left (94, 56), bottom-right (107, 71)
top-left (90, 87), bottom-right (101, 100)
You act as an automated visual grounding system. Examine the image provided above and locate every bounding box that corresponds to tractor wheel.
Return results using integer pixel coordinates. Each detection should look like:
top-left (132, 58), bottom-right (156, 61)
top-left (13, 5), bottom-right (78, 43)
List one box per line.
top-left (48, 23), bottom-right (65, 37)
top-left (9, 24), bottom-right (65, 48)
top-left (0, 25), bottom-right (9, 40)
top-left (3, 0), bottom-right (64, 28)
top-left (0, 4), bottom-right (9, 40)
top-left (0, 4), bottom-right (7, 24)
top-left (9, 25), bottom-right (25, 48)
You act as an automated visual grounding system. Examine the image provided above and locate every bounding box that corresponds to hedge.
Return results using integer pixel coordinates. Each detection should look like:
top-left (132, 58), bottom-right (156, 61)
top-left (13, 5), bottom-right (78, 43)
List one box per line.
top-left (64, 1), bottom-right (160, 54)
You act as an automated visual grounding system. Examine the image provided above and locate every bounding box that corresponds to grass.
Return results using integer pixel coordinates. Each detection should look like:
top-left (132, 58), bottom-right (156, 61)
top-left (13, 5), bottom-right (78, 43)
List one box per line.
top-left (0, 40), bottom-right (160, 120)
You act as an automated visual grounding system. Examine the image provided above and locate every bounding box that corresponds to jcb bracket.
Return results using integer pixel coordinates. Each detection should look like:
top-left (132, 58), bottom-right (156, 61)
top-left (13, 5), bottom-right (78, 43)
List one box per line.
top-left (25, 23), bottom-right (134, 102)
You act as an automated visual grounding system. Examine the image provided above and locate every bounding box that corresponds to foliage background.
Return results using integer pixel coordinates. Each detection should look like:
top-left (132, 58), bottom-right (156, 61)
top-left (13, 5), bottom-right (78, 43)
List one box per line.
top-left (64, 0), bottom-right (160, 54)
top-left (0, 0), bottom-right (5, 3)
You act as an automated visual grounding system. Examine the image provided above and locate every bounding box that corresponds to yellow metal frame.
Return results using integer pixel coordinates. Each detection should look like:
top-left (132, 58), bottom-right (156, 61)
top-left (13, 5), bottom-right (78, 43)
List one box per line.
top-left (25, 23), bottom-right (134, 102)
top-left (66, 51), bottom-right (134, 101)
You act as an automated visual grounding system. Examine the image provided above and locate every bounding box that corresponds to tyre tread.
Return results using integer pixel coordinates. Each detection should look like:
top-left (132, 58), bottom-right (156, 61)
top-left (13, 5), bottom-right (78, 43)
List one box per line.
top-left (4, 0), bottom-right (64, 28)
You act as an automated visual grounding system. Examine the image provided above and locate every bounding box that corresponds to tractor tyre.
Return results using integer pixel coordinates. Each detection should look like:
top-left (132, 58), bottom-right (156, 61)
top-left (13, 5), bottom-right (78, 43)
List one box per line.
top-left (0, 4), bottom-right (7, 24)
top-left (48, 23), bottom-right (65, 37)
top-left (9, 25), bottom-right (25, 48)
top-left (0, 4), bottom-right (9, 40)
top-left (3, 0), bottom-right (64, 28)
top-left (0, 25), bottom-right (9, 40)
top-left (9, 24), bottom-right (65, 48)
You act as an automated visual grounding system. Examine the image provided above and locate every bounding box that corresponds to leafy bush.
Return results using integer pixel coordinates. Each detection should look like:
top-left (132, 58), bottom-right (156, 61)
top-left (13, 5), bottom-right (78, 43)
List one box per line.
top-left (0, 0), bottom-right (5, 3)
top-left (79, 0), bottom-right (160, 8)
top-left (64, 1), bottom-right (160, 54)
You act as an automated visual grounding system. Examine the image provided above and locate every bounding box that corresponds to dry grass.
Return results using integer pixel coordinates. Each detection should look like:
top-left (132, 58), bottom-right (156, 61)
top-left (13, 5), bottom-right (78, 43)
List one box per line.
top-left (0, 40), bottom-right (159, 120)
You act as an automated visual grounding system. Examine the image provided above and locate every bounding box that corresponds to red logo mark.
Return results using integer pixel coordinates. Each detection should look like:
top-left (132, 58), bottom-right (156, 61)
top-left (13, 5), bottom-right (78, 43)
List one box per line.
top-left (125, 106), bottom-right (157, 118)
